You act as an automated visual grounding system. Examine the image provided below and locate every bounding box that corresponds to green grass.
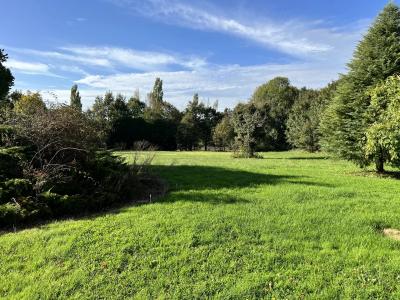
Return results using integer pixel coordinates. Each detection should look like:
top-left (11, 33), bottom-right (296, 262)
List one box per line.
top-left (1, 151), bottom-right (400, 299)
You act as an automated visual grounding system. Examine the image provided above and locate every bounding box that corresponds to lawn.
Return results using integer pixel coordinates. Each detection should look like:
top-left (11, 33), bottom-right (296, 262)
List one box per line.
top-left (1, 151), bottom-right (400, 299)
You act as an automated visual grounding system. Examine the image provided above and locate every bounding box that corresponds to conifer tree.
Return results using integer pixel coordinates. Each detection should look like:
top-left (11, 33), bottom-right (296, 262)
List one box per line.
top-left (70, 84), bottom-right (82, 111)
top-left (321, 3), bottom-right (400, 171)
top-left (0, 49), bottom-right (14, 104)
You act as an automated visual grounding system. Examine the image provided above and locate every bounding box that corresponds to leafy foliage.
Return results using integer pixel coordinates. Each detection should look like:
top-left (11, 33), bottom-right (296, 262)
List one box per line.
top-left (365, 75), bottom-right (400, 171)
top-left (0, 49), bottom-right (14, 105)
top-left (321, 3), bottom-right (400, 171)
top-left (251, 77), bottom-right (298, 150)
top-left (213, 111), bottom-right (235, 151)
top-left (232, 103), bottom-right (265, 158)
top-left (0, 95), bottom-right (159, 227)
top-left (70, 84), bottom-right (82, 111)
top-left (286, 82), bottom-right (338, 152)
top-left (13, 92), bottom-right (46, 115)
top-left (177, 94), bottom-right (221, 150)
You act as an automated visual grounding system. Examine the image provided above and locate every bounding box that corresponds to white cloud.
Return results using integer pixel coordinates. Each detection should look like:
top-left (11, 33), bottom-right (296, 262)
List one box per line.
top-left (4, 0), bottom-right (370, 109)
top-left (5, 45), bottom-right (207, 72)
top-left (5, 59), bottom-right (50, 74)
top-left (60, 46), bottom-right (207, 70)
top-left (108, 0), bottom-right (366, 57)
top-left (8, 48), bottom-right (112, 67)
top-left (72, 61), bottom-right (342, 109)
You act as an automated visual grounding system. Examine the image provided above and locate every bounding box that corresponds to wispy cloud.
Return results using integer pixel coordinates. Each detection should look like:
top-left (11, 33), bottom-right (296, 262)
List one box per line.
top-left (60, 46), bottom-right (207, 71)
top-left (107, 0), bottom-right (365, 57)
top-left (4, 0), bottom-right (369, 109)
top-left (5, 45), bottom-right (207, 72)
top-left (5, 59), bottom-right (50, 75)
top-left (74, 61), bottom-right (343, 109)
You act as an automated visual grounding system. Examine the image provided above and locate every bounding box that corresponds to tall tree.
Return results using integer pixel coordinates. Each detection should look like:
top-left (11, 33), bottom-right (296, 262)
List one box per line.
top-left (286, 88), bottom-right (321, 152)
top-left (145, 78), bottom-right (163, 119)
top-left (0, 49), bottom-right (14, 105)
top-left (251, 77), bottom-right (298, 150)
top-left (70, 84), bottom-right (82, 111)
top-left (286, 82), bottom-right (338, 152)
top-left (321, 3), bottom-right (400, 171)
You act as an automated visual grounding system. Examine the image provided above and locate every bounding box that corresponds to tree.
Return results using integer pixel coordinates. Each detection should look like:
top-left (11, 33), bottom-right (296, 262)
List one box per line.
top-left (0, 49), bottom-right (14, 105)
top-left (365, 75), bottom-right (400, 172)
top-left (177, 113), bottom-right (197, 150)
top-left (145, 78), bottom-right (164, 119)
top-left (213, 110), bottom-right (235, 151)
top-left (177, 94), bottom-right (221, 150)
top-left (286, 82), bottom-right (338, 152)
top-left (127, 90), bottom-right (145, 118)
top-left (251, 77), bottom-right (298, 150)
top-left (321, 3), bottom-right (400, 171)
top-left (14, 92), bottom-right (46, 115)
top-left (286, 88), bottom-right (321, 152)
top-left (177, 94), bottom-right (200, 150)
top-left (144, 78), bottom-right (181, 123)
top-left (110, 94), bottom-right (130, 120)
top-left (231, 103), bottom-right (265, 158)
top-left (70, 84), bottom-right (82, 111)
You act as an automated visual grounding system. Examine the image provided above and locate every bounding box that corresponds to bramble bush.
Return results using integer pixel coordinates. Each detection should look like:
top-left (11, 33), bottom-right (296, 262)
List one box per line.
top-left (0, 101), bottom-right (159, 228)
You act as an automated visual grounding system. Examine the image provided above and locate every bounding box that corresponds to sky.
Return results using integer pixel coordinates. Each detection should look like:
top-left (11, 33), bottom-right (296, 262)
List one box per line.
top-left (1, 0), bottom-right (393, 109)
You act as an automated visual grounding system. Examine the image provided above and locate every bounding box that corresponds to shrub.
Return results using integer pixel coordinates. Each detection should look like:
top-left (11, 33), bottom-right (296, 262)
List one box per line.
top-left (0, 101), bottom-right (159, 228)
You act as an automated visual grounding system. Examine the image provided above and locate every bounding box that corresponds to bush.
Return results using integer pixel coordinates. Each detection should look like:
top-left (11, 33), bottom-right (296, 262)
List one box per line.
top-left (0, 148), bottom-right (24, 180)
top-left (0, 203), bottom-right (22, 227)
top-left (0, 102), bottom-right (159, 228)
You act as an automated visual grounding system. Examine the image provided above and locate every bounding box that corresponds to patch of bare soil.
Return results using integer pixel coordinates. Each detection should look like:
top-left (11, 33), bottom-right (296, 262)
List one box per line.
top-left (383, 228), bottom-right (400, 241)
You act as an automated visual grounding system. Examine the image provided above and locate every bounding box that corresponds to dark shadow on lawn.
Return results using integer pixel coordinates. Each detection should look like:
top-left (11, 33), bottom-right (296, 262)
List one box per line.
top-left (287, 156), bottom-right (330, 160)
top-left (352, 170), bottom-right (400, 180)
top-left (262, 156), bottom-right (329, 160)
top-left (150, 165), bottom-right (333, 192)
top-left (0, 165), bottom-right (331, 234)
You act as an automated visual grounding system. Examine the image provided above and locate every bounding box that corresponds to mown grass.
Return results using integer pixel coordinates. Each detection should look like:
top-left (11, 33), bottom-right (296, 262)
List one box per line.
top-left (1, 151), bottom-right (400, 299)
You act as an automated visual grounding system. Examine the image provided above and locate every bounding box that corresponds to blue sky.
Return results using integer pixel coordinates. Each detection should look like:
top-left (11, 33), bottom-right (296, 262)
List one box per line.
top-left (1, 0), bottom-right (392, 109)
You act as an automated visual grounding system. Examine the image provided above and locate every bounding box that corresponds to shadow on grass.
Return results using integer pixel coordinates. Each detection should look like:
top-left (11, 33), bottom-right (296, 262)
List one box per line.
top-left (262, 156), bottom-right (329, 160)
top-left (352, 170), bottom-right (400, 180)
top-left (1, 164), bottom-right (332, 234)
top-left (287, 156), bottom-right (330, 160)
top-left (150, 165), bottom-right (333, 192)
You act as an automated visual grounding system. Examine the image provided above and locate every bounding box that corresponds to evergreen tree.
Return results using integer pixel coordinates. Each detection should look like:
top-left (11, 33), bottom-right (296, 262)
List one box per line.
top-left (70, 84), bottom-right (82, 111)
top-left (0, 49), bottom-right (14, 105)
top-left (321, 3), bottom-right (400, 171)
top-left (146, 78), bottom-right (163, 119)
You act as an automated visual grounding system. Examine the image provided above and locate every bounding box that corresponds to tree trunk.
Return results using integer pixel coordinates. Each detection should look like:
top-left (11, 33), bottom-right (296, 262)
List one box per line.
top-left (375, 153), bottom-right (384, 173)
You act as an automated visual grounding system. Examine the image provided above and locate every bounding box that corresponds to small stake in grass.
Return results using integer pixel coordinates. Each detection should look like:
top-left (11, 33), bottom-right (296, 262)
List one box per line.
top-left (149, 194), bottom-right (152, 203)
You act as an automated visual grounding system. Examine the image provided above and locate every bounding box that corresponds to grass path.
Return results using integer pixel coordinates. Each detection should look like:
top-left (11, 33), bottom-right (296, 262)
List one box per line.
top-left (1, 151), bottom-right (400, 299)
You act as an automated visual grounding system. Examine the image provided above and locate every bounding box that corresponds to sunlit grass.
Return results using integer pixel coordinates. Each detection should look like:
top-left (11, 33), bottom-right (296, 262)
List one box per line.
top-left (1, 151), bottom-right (400, 299)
